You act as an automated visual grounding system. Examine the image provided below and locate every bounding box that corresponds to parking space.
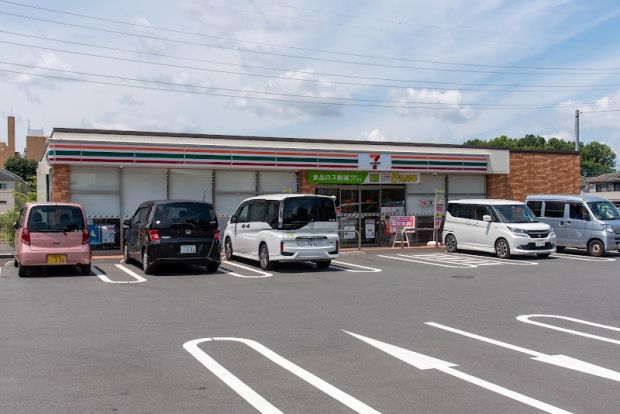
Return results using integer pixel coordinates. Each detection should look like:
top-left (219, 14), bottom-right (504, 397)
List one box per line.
top-left (2, 248), bottom-right (619, 413)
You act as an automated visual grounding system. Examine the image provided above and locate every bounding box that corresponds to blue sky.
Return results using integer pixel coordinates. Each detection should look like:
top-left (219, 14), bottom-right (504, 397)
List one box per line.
top-left (0, 0), bottom-right (619, 167)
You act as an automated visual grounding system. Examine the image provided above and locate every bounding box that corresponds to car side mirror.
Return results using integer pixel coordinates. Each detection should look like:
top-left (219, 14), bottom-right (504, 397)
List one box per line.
top-left (122, 218), bottom-right (131, 228)
top-left (229, 215), bottom-right (237, 223)
top-left (13, 222), bottom-right (18, 230)
top-left (482, 215), bottom-right (492, 222)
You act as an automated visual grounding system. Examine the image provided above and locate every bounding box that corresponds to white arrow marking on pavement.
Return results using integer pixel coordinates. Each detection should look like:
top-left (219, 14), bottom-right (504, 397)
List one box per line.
top-left (344, 330), bottom-right (572, 414)
top-left (184, 337), bottom-right (380, 414)
top-left (517, 314), bottom-right (620, 345)
top-left (426, 322), bottom-right (620, 382)
top-left (331, 261), bottom-right (382, 273)
top-left (221, 261), bottom-right (273, 278)
top-left (94, 265), bottom-right (146, 283)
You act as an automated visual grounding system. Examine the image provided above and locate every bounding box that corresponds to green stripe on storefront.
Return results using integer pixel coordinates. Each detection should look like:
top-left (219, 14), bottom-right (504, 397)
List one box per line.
top-left (317, 158), bottom-right (357, 164)
top-left (277, 156), bottom-right (317, 163)
top-left (232, 155), bottom-right (277, 161)
top-left (186, 154), bottom-right (231, 160)
top-left (134, 152), bottom-right (185, 159)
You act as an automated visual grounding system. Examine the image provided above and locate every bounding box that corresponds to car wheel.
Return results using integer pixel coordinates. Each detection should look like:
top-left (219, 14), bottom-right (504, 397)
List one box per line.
top-left (206, 262), bottom-right (219, 273)
top-left (495, 238), bottom-right (511, 259)
top-left (259, 243), bottom-right (274, 270)
top-left (536, 253), bottom-right (551, 259)
top-left (315, 260), bottom-right (331, 269)
top-left (588, 239), bottom-right (605, 257)
top-left (123, 245), bottom-right (132, 264)
top-left (13, 258), bottom-right (18, 268)
top-left (81, 264), bottom-right (91, 275)
top-left (445, 234), bottom-right (457, 253)
top-left (224, 237), bottom-right (234, 260)
top-left (18, 265), bottom-right (29, 277)
top-left (142, 250), bottom-right (154, 274)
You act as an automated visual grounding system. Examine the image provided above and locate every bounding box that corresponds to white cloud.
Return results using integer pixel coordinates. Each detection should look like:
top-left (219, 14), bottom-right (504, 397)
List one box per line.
top-left (360, 128), bottom-right (387, 141)
top-left (232, 68), bottom-right (350, 118)
top-left (118, 94), bottom-right (144, 107)
top-left (388, 88), bottom-right (475, 123)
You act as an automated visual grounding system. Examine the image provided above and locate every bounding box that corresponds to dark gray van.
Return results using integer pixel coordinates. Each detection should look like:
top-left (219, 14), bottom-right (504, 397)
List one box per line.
top-left (525, 194), bottom-right (620, 256)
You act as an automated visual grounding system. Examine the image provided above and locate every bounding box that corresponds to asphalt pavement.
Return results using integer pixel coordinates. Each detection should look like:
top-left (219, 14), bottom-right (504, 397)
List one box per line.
top-left (1, 249), bottom-right (619, 413)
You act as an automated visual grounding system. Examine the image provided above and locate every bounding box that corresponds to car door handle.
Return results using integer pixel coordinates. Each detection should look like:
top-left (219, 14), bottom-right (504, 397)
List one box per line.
top-left (566, 221), bottom-right (572, 225)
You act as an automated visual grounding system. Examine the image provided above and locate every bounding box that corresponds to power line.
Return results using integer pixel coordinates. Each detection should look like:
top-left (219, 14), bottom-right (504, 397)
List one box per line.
top-left (2, 38), bottom-right (619, 95)
top-left (2, 10), bottom-right (620, 76)
top-left (4, 66), bottom-right (612, 111)
top-left (580, 109), bottom-right (620, 113)
top-left (3, 29), bottom-right (620, 90)
top-left (2, 0), bottom-right (617, 68)
top-left (1, 60), bottom-right (600, 109)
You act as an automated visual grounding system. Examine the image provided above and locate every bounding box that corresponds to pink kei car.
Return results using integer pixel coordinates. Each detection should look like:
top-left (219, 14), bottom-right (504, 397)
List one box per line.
top-left (14, 203), bottom-right (91, 277)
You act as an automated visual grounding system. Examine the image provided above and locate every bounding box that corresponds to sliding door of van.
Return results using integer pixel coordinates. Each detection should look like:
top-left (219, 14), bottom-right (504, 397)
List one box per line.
top-left (565, 202), bottom-right (590, 248)
top-left (542, 201), bottom-right (568, 246)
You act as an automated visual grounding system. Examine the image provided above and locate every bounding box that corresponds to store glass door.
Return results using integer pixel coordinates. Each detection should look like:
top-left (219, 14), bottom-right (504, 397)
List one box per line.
top-left (360, 188), bottom-right (380, 244)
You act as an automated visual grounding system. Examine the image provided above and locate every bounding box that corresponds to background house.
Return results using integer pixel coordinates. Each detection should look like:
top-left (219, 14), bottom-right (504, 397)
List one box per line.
top-left (585, 172), bottom-right (620, 206)
top-left (0, 168), bottom-right (25, 213)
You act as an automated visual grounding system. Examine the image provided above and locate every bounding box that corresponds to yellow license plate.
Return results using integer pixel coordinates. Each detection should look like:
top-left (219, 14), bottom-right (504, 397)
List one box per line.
top-left (47, 255), bottom-right (67, 264)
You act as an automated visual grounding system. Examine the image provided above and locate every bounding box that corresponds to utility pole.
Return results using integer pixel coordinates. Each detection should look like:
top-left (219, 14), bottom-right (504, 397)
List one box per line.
top-left (574, 109), bottom-right (580, 151)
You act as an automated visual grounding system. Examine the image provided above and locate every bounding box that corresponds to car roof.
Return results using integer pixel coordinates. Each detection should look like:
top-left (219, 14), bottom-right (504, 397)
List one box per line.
top-left (241, 194), bottom-right (334, 202)
top-left (525, 194), bottom-right (609, 203)
top-left (448, 199), bottom-right (525, 205)
top-left (139, 199), bottom-right (214, 206)
top-left (26, 202), bottom-right (84, 209)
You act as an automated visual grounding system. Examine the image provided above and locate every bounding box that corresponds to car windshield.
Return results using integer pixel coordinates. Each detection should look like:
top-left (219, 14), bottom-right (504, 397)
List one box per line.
top-left (493, 204), bottom-right (538, 223)
top-left (153, 202), bottom-right (215, 227)
top-left (27, 205), bottom-right (85, 232)
top-left (587, 201), bottom-right (620, 221)
top-left (282, 197), bottom-right (336, 229)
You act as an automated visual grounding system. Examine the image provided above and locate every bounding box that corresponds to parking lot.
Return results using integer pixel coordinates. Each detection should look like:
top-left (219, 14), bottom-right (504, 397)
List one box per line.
top-left (1, 249), bottom-right (619, 413)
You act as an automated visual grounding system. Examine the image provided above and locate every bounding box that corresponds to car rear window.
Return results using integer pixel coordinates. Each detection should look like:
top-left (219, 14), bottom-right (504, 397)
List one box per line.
top-left (27, 205), bottom-right (85, 232)
top-left (282, 196), bottom-right (336, 229)
top-left (153, 202), bottom-right (215, 226)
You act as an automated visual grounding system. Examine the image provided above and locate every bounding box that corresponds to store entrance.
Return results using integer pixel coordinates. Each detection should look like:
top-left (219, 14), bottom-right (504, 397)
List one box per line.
top-left (316, 185), bottom-right (405, 246)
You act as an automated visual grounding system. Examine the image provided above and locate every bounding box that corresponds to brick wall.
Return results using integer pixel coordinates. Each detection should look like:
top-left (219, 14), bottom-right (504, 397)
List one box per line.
top-left (51, 165), bottom-right (70, 202)
top-left (487, 152), bottom-right (580, 201)
top-left (299, 171), bottom-right (316, 194)
top-left (25, 136), bottom-right (47, 161)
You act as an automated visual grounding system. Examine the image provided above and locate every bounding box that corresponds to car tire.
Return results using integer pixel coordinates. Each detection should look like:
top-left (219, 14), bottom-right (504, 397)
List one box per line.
top-left (259, 243), bottom-right (274, 270)
top-left (18, 265), bottom-right (29, 277)
top-left (495, 238), bottom-right (511, 259)
top-left (142, 250), bottom-right (154, 274)
top-left (536, 253), bottom-right (551, 259)
top-left (81, 264), bottom-right (91, 275)
top-left (206, 262), bottom-right (219, 273)
top-left (445, 234), bottom-right (458, 253)
top-left (588, 239), bottom-right (605, 257)
top-left (224, 237), bottom-right (234, 261)
top-left (13, 258), bottom-right (18, 268)
top-left (123, 245), bottom-right (133, 264)
top-left (315, 260), bottom-right (331, 269)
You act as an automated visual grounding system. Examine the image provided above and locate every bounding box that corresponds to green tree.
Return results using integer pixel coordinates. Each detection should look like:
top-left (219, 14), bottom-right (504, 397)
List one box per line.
top-left (0, 176), bottom-right (36, 246)
top-left (4, 157), bottom-right (38, 180)
top-left (580, 141), bottom-right (616, 177)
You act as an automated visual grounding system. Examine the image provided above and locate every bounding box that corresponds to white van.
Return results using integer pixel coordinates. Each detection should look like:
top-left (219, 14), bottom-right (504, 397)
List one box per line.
top-left (525, 194), bottom-right (620, 256)
top-left (223, 194), bottom-right (339, 270)
top-left (442, 199), bottom-right (556, 259)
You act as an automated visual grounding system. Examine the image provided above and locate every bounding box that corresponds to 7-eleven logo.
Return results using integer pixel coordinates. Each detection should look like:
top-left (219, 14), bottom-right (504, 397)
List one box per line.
top-left (370, 154), bottom-right (381, 170)
top-left (359, 153), bottom-right (391, 171)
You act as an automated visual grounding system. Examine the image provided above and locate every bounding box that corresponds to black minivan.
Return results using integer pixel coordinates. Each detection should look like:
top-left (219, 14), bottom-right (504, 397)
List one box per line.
top-left (123, 200), bottom-right (221, 274)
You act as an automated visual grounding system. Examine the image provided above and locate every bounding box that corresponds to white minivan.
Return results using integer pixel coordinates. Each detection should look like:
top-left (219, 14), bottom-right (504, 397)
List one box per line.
top-left (442, 199), bottom-right (556, 259)
top-left (223, 194), bottom-right (339, 270)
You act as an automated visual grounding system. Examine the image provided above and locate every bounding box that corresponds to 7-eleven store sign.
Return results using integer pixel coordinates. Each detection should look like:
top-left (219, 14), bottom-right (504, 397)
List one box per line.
top-left (358, 153), bottom-right (392, 171)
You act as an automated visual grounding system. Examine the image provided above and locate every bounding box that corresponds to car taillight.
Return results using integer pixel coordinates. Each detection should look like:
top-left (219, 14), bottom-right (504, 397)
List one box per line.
top-left (213, 229), bottom-right (220, 241)
top-left (82, 228), bottom-right (90, 245)
top-left (148, 229), bottom-right (160, 242)
top-left (22, 228), bottom-right (31, 246)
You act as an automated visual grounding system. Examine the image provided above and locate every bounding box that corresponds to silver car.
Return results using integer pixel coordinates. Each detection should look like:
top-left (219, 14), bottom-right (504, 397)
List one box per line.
top-left (525, 194), bottom-right (620, 256)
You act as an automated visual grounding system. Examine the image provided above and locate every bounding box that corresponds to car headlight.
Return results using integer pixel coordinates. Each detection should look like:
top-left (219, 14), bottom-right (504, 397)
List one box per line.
top-left (603, 224), bottom-right (614, 233)
top-left (548, 230), bottom-right (556, 238)
top-left (507, 226), bottom-right (528, 236)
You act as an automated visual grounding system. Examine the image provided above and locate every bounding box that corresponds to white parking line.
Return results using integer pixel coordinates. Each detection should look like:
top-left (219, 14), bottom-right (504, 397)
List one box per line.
top-left (517, 314), bottom-right (620, 345)
top-left (345, 331), bottom-right (572, 414)
top-left (449, 252), bottom-right (540, 266)
top-left (221, 261), bottom-right (273, 278)
top-left (552, 253), bottom-right (616, 262)
top-left (93, 265), bottom-right (146, 283)
top-left (331, 261), bottom-right (382, 273)
top-left (426, 322), bottom-right (620, 382)
top-left (378, 254), bottom-right (477, 268)
top-left (183, 337), bottom-right (380, 414)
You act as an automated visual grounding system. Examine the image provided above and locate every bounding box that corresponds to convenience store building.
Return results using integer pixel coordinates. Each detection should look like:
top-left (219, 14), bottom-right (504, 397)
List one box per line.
top-left (39, 128), bottom-right (581, 248)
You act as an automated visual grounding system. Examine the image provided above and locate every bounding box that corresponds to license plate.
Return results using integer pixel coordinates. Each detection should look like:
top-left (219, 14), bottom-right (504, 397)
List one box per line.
top-left (306, 240), bottom-right (319, 248)
top-left (535, 240), bottom-right (545, 247)
top-left (180, 245), bottom-right (196, 254)
top-left (47, 254), bottom-right (67, 264)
